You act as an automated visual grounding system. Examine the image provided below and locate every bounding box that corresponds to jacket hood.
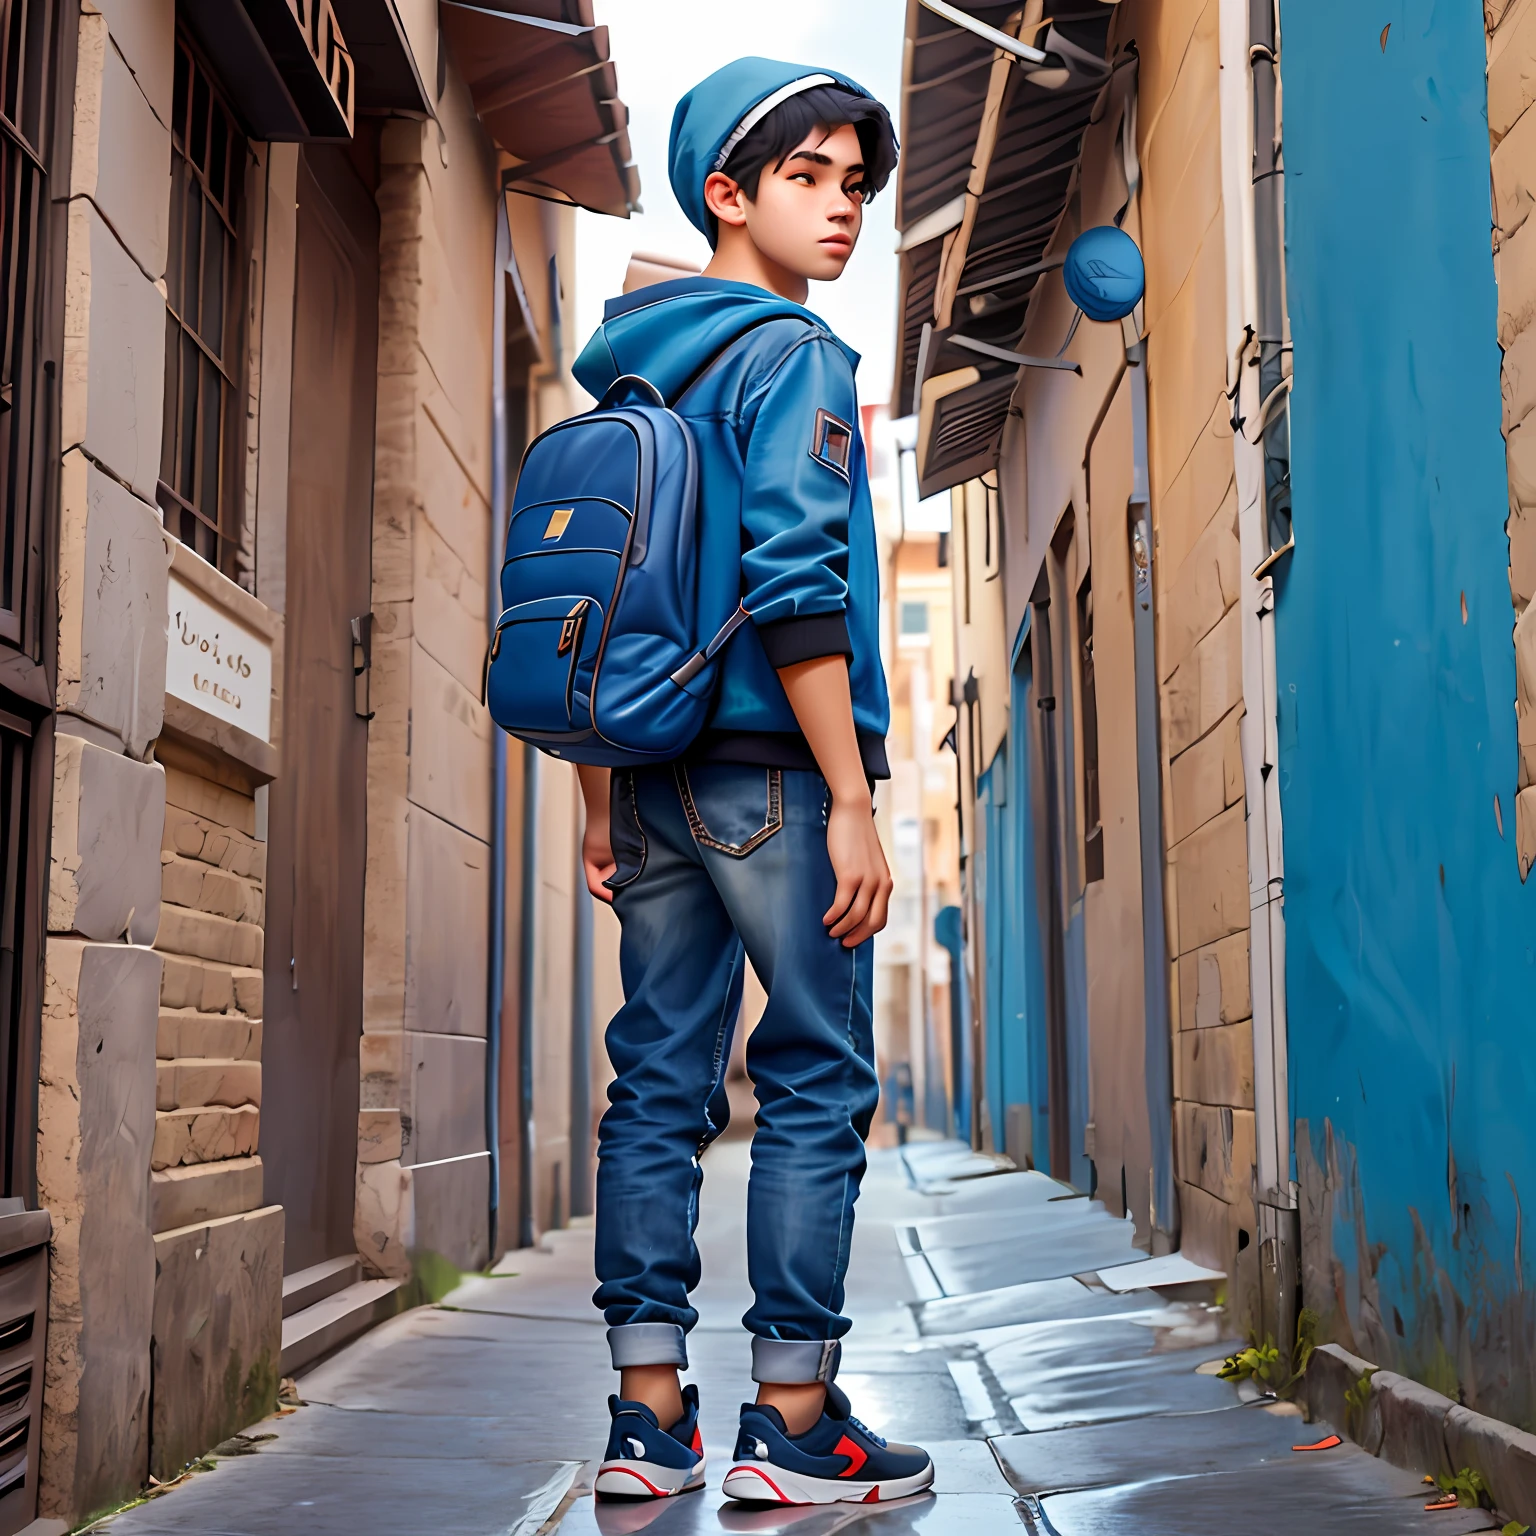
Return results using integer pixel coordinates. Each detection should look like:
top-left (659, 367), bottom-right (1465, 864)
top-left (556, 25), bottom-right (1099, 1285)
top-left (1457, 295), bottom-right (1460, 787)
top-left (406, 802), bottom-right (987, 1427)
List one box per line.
top-left (668, 57), bottom-right (875, 238)
top-left (573, 277), bottom-right (860, 405)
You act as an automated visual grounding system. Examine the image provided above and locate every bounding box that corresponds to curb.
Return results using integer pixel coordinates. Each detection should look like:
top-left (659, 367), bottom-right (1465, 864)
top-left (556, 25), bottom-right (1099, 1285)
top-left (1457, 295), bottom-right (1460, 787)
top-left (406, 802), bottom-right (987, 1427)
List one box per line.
top-left (1307, 1343), bottom-right (1536, 1527)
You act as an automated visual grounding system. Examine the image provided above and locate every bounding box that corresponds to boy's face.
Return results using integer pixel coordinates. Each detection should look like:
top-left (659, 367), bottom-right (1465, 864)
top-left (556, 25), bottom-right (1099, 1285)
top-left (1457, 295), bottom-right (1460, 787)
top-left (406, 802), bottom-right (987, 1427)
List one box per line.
top-left (706, 121), bottom-right (866, 283)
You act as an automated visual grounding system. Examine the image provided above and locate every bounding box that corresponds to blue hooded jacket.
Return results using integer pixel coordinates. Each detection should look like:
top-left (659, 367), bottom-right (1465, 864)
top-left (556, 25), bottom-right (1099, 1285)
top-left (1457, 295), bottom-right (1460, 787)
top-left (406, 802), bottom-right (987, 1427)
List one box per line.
top-left (571, 59), bottom-right (892, 776)
top-left (573, 279), bottom-right (890, 777)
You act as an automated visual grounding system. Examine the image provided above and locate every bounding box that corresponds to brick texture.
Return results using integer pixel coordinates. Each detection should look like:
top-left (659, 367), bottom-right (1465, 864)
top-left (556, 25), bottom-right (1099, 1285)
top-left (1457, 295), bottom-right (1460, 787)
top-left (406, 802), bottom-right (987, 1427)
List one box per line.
top-left (151, 768), bottom-right (265, 1227)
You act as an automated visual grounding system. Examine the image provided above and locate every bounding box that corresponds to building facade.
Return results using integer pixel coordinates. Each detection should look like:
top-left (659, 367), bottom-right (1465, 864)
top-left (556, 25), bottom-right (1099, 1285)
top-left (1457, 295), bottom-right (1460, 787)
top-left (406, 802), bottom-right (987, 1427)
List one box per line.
top-left (895, 0), bottom-right (1536, 1432)
top-left (0, 1), bottom-right (636, 1527)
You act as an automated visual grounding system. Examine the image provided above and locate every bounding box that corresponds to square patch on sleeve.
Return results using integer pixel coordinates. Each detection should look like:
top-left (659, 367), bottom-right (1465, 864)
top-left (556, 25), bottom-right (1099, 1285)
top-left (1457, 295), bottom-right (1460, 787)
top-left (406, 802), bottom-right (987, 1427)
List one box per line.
top-left (810, 408), bottom-right (854, 478)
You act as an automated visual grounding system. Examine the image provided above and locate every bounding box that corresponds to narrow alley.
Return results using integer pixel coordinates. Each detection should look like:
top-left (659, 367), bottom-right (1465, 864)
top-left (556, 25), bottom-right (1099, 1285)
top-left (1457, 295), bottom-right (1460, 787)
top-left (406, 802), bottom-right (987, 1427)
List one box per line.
top-left (80, 1138), bottom-right (1510, 1535)
top-left (2, 0), bottom-right (1536, 1532)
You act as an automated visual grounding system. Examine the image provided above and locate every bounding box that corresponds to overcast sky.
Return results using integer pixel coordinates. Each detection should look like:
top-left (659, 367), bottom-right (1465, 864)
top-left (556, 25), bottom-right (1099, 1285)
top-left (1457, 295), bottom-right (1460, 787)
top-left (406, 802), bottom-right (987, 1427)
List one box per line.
top-left (573, 0), bottom-right (907, 406)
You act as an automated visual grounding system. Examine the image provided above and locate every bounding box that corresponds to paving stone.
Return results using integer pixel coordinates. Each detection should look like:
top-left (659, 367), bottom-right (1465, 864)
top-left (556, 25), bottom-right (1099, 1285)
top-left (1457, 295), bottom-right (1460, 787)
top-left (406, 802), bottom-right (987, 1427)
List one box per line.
top-left (562, 1490), bottom-right (1018, 1534)
top-left (981, 1307), bottom-right (1244, 1430)
top-left (909, 1277), bottom-right (1153, 1337)
top-left (907, 1211), bottom-right (1140, 1297)
top-left (1017, 1452), bottom-right (1502, 1535)
top-left (993, 1401), bottom-right (1323, 1494)
top-left (88, 1454), bottom-right (577, 1536)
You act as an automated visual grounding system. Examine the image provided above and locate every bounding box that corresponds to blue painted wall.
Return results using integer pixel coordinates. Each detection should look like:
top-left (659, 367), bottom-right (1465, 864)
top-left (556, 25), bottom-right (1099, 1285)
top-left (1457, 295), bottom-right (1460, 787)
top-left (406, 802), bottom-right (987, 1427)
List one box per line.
top-left (977, 652), bottom-right (1056, 1176)
top-left (1279, 0), bottom-right (1536, 1422)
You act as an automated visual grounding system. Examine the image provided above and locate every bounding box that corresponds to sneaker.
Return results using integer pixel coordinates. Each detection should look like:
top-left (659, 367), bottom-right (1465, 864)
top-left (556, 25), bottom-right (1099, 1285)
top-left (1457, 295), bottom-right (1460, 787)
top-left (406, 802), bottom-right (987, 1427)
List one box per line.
top-left (722, 1383), bottom-right (934, 1505)
top-left (594, 1383), bottom-right (706, 1499)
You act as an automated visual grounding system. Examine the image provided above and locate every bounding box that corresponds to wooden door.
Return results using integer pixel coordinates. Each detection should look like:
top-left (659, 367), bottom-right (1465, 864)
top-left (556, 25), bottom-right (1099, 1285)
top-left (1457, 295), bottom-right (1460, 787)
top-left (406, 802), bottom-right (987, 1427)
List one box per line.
top-left (261, 149), bottom-right (377, 1273)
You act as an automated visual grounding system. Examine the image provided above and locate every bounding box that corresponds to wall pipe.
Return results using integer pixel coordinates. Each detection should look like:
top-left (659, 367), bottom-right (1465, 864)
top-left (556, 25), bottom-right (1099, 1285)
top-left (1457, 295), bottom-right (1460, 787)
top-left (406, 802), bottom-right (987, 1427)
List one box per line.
top-left (1219, 0), bottom-right (1299, 1342)
top-left (486, 203), bottom-right (510, 1260)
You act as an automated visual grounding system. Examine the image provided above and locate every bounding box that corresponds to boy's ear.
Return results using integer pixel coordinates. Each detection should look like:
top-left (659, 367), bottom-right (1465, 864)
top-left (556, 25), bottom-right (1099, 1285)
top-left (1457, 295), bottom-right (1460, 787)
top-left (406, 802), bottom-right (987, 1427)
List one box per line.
top-left (704, 171), bottom-right (750, 230)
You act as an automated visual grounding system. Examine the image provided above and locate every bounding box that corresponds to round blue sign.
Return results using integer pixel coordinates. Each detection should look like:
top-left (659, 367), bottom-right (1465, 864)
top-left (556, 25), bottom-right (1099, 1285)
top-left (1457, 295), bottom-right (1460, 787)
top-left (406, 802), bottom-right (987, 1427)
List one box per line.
top-left (1063, 226), bottom-right (1145, 322)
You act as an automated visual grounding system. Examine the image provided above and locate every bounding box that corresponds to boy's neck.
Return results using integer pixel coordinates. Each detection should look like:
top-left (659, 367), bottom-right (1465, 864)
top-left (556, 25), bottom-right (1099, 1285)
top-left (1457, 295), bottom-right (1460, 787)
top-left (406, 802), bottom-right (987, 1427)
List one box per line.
top-left (703, 227), bottom-right (810, 305)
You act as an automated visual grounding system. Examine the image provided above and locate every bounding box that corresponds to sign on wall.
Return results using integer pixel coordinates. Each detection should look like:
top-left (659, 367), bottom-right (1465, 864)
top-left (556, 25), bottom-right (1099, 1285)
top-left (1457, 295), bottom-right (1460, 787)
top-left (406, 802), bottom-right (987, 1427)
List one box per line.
top-left (166, 574), bottom-right (273, 742)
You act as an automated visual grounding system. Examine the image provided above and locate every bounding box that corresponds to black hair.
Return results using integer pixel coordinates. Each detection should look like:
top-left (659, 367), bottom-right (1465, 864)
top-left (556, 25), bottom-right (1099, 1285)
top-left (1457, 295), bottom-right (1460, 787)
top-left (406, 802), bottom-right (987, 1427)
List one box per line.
top-left (711, 84), bottom-right (899, 245)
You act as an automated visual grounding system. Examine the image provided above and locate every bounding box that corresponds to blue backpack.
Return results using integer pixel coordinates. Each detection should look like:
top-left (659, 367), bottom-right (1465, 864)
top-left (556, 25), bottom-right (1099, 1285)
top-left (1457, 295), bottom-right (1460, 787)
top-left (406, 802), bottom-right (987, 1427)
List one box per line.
top-left (484, 368), bottom-right (749, 766)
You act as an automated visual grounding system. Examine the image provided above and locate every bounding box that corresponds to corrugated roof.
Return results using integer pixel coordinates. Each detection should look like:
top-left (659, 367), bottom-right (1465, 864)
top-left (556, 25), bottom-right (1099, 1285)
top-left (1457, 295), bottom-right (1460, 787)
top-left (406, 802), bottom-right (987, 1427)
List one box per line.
top-left (439, 0), bottom-right (640, 219)
top-left (893, 0), bottom-right (1117, 489)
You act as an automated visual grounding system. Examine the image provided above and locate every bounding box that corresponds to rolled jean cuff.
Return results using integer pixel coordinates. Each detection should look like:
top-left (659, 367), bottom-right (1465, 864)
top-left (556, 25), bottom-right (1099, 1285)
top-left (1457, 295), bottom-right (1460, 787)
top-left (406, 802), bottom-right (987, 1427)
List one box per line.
top-left (607, 1322), bottom-right (688, 1370)
top-left (750, 1337), bottom-right (840, 1385)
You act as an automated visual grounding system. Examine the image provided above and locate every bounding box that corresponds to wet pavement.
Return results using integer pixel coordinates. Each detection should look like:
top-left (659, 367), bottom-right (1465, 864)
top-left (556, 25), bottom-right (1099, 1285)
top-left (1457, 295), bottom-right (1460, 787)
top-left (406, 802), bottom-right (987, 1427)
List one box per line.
top-left (88, 1138), bottom-right (1505, 1534)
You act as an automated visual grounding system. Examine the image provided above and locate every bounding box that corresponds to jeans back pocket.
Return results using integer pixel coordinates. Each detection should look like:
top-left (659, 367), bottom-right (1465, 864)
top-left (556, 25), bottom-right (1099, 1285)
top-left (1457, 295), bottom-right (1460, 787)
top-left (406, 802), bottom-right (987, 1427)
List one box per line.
top-left (674, 765), bottom-right (783, 858)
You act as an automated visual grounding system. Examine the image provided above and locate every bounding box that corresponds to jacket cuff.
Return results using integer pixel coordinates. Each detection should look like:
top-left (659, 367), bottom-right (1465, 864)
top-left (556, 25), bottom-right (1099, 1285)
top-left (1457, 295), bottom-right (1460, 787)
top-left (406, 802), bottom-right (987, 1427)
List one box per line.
top-left (756, 612), bottom-right (852, 669)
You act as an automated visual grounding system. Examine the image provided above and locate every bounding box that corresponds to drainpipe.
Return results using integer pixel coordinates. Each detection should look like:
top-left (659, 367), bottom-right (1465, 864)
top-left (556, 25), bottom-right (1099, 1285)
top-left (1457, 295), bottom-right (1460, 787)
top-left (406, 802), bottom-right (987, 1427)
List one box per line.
top-left (1105, 62), bottom-right (1179, 1250)
top-left (1220, 0), bottom-right (1298, 1341)
top-left (1126, 338), bottom-right (1179, 1250)
top-left (486, 204), bottom-right (510, 1260)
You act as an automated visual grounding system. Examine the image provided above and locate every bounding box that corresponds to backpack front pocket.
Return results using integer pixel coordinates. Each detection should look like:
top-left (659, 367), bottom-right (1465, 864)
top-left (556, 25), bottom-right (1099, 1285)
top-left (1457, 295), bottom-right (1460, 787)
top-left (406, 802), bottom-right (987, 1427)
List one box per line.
top-left (487, 595), bottom-right (606, 735)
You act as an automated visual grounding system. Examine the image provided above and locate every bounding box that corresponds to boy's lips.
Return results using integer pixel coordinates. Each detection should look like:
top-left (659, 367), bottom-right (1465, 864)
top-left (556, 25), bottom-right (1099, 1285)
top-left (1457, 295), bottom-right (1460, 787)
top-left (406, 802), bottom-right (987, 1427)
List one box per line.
top-left (820, 235), bottom-right (853, 253)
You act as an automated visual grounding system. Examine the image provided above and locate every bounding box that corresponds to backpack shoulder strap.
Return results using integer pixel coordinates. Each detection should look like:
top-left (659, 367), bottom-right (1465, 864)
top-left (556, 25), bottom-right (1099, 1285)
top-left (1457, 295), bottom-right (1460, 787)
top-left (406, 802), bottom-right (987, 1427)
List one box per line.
top-left (668, 313), bottom-right (815, 407)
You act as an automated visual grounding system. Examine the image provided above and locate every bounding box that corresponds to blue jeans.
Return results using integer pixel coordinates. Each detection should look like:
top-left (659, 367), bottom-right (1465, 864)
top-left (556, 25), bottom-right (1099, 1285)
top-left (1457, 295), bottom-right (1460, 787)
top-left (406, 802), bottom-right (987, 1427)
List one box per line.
top-left (594, 763), bottom-right (879, 1385)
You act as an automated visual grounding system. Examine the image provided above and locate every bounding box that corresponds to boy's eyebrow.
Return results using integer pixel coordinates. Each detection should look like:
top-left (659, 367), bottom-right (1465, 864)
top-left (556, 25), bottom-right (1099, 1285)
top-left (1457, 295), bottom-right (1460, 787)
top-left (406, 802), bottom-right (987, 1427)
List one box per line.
top-left (785, 149), bottom-right (866, 172)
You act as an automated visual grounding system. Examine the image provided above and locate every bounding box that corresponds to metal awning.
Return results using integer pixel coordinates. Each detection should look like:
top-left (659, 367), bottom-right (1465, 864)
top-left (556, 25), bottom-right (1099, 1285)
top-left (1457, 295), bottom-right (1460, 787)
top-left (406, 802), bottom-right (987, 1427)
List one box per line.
top-left (440, 0), bottom-right (640, 219)
top-left (893, 0), bottom-right (1117, 494)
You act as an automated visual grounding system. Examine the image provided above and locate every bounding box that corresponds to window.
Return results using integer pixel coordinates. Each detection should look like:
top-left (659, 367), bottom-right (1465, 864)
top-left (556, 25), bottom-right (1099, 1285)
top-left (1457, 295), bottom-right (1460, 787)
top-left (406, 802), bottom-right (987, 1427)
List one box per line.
top-left (159, 35), bottom-right (247, 577)
top-left (900, 599), bottom-right (930, 637)
top-left (0, 0), bottom-right (65, 1205)
top-left (1078, 579), bottom-right (1103, 883)
top-left (0, 0), bottom-right (58, 649)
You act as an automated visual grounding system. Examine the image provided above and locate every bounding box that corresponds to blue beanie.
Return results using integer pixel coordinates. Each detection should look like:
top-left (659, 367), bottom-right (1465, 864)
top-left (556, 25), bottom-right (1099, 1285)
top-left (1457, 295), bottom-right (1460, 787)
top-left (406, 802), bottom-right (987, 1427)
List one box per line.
top-left (668, 57), bottom-right (876, 238)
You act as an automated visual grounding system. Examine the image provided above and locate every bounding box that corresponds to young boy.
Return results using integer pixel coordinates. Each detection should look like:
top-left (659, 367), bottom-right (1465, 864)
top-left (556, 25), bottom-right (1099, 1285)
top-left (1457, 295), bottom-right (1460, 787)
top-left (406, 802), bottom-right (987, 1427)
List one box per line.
top-left (571, 58), bottom-right (932, 1507)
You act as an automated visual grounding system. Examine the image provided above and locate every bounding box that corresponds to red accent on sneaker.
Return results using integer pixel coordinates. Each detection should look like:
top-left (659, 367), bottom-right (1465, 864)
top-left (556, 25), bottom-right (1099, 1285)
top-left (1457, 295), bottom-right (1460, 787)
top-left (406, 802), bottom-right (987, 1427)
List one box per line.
top-left (692, 1425), bottom-right (703, 1454)
top-left (862, 1487), bottom-right (882, 1502)
top-left (726, 1465), bottom-right (792, 1502)
top-left (834, 1434), bottom-right (868, 1478)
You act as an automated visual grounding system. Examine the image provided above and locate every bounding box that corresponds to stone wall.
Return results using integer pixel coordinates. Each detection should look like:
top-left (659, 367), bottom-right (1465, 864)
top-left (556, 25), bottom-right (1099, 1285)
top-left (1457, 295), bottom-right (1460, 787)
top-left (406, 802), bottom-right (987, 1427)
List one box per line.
top-left (149, 741), bottom-right (281, 1480)
top-left (358, 69), bottom-right (502, 1277)
top-left (38, 0), bottom-right (172, 1519)
top-left (1487, 0), bottom-right (1536, 873)
top-left (1123, 0), bottom-right (1259, 1297)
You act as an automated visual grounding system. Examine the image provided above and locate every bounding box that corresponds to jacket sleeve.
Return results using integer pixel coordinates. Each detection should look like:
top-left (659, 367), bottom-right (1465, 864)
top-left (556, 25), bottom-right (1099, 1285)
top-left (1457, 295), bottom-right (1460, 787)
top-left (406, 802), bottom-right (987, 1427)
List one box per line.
top-left (739, 334), bottom-right (860, 669)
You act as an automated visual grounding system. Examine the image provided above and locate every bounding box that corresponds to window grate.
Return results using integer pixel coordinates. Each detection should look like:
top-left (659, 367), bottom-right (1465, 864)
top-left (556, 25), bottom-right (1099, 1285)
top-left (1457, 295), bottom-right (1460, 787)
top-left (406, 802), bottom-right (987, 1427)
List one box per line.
top-left (159, 33), bottom-right (246, 578)
top-left (0, 0), bottom-right (56, 651)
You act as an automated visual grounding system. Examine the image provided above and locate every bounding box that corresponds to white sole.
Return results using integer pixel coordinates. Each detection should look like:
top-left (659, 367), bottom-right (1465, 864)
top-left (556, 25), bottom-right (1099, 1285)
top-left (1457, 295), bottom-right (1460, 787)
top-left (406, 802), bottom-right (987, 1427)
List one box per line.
top-left (595, 1457), bottom-right (706, 1499)
top-left (721, 1460), bottom-right (934, 1505)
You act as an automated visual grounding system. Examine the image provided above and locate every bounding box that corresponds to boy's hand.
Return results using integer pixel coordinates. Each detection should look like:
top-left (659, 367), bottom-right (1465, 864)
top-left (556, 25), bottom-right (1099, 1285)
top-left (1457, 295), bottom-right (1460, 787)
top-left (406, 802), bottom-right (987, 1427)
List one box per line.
top-left (823, 796), bottom-right (893, 948)
top-left (576, 764), bottom-right (616, 902)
